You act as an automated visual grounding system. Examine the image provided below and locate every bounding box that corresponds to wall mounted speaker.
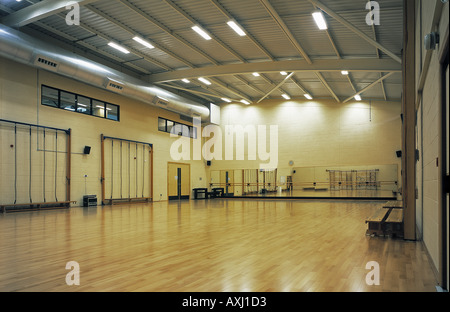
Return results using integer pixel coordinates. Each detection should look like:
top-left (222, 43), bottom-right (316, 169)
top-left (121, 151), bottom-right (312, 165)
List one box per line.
top-left (84, 146), bottom-right (91, 155)
top-left (396, 150), bottom-right (402, 158)
top-left (206, 160), bottom-right (211, 166)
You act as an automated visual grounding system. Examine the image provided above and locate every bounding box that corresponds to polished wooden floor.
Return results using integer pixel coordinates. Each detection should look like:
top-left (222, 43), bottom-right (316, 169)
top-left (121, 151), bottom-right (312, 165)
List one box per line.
top-left (0, 199), bottom-right (438, 292)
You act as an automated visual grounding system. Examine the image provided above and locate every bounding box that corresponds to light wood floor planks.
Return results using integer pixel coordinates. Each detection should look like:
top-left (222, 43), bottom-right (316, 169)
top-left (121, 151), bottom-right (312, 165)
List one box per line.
top-left (0, 199), bottom-right (438, 292)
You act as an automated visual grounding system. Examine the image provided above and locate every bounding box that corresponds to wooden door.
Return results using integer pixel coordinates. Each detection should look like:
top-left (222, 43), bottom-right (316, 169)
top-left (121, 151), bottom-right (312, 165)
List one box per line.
top-left (168, 163), bottom-right (190, 200)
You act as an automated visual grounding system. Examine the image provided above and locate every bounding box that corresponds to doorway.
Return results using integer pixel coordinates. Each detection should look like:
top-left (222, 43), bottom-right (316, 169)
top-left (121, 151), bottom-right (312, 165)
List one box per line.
top-left (168, 162), bottom-right (190, 200)
top-left (220, 170), bottom-right (234, 196)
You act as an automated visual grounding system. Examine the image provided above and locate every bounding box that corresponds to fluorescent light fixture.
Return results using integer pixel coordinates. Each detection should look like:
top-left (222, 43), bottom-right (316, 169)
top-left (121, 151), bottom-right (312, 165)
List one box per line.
top-left (227, 21), bottom-right (246, 36)
top-left (341, 70), bottom-right (349, 75)
top-left (312, 11), bottom-right (328, 30)
top-left (192, 25), bottom-right (212, 40)
top-left (198, 77), bottom-right (211, 85)
top-left (304, 94), bottom-right (313, 100)
top-left (182, 79), bottom-right (190, 83)
top-left (108, 42), bottom-right (130, 54)
top-left (77, 103), bottom-right (87, 107)
top-left (252, 72), bottom-right (260, 77)
top-left (96, 105), bottom-right (105, 109)
top-left (280, 71), bottom-right (288, 76)
top-left (221, 98), bottom-right (232, 103)
top-left (282, 94), bottom-right (291, 100)
top-left (133, 36), bottom-right (155, 49)
top-left (240, 100), bottom-right (250, 105)
top-left (354, 95), bottom-right (362, 101)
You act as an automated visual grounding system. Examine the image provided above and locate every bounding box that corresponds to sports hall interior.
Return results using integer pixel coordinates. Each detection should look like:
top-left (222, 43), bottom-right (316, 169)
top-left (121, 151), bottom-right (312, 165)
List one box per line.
top-left (0, 0), bottom-right (448, 292)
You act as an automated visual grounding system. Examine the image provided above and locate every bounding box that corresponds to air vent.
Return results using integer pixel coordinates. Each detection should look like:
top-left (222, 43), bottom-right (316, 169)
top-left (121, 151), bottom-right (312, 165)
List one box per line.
top-left (153, 96), bottom-right (169, 107)
top-left (34, 55), bottom-right (59, 71)
top-left (104, 78), bottom-right (125, 93)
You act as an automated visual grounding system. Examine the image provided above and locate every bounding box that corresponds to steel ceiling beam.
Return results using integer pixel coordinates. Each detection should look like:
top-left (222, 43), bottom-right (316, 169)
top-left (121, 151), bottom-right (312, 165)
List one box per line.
top-left (307, 0), bottom-right (402, 63)
top-left (257, 72), bottom-right (295, 103)
top-left (117, 0), bottom-right (252, 102)
top-left (147, 59), bottom-right (402, 83)
top-left (315, 72), bottom-right (340, 102)
top-left (1, 0), bottom-right (101, 27)
top-left (259, 0), bottom-right (312, 64)
top-left (209, 0), bottom-right (275, 61)
top-left (342, 72), bottom-right (395, 103)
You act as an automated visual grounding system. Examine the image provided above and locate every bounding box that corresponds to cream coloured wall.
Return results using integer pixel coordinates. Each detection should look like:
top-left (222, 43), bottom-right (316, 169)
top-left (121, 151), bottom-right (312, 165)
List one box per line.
top-left (207, 98), bottom-right (402, 186)
top-left (0, 56), bottom-right (207, 206)
top-left (414, 0), bottom-right (449, 277)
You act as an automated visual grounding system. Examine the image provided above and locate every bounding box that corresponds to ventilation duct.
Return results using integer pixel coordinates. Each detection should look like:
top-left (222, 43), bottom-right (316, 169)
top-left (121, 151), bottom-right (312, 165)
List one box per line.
top-left (0, 24), bottom-right (210, 120)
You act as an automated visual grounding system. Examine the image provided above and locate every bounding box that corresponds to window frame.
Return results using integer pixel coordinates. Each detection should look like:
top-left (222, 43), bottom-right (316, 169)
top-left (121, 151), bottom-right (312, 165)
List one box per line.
top-left (158, 117), bottom-right (197, 139)
top-left (41, 85), bottom-right (120, 122)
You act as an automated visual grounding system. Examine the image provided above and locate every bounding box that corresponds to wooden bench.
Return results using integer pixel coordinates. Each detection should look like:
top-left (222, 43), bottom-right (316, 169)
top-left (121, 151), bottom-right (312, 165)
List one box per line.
top-left (383, 200), bottom-right (403, 209)
top-left (1, 201), bottom-right (76, 213)
top-left (365, 207), bottom-right (391, 236)
top-left (384, 209), bottom-right (404, 237)
top-left (103, 197), bottom-right (151, 205)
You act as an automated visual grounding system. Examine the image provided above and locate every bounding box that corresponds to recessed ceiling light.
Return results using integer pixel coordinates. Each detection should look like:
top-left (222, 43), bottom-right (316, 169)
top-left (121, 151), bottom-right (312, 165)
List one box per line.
top-left (282, 94), bottom-right (291, 100)
top-left (227, 21), bottom-right (246, 36)
top-left (132, 36), bottom-right (155, 49)
top-left (192, 25), bottom-right (212, 40)
top-left (341, 70), bottom-right (349, 75)
top-left (240, 100), bottom-right (251, 105)
top-left (221, 98), bottom-right (232, 103)
top-left (304, 94), bottom-right (313, 100)
top-left (108, 42), bottom-right (130, 54)
top-left (182, 79), bottom-right (190, 83)
top-left (198, 77), bottom-right (212, 85)
top-left (280, 71), bottom-right (288, 76)
top-left (312, 11), bottom-right (328, 30)
top-left (252, 72), bottom-right (260, 77)
top-left (355, 95), bottom-right (362, 101)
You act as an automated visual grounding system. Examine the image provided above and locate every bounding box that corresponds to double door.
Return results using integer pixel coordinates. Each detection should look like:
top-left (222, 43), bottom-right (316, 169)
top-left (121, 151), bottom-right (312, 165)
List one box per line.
top-left (168, 162), bottom-right (190, 200)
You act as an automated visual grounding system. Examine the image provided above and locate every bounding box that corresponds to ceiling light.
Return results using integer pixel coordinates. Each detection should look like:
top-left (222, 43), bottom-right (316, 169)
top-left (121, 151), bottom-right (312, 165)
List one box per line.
top-left (227, 21), bottom-right (246, 36)
top-left (192, 25), bottom-right (212, 40)
top-left (182, 79), bottom-right (190, 83)
top-left (312, 11), bottom-right (328, 30)
top-left (108, 42), bottom-right (130, 54)
top-left (221, 98), bottom-right (232, 103)
top-left (304, 94), bottom-right (313, 100)
top-left (133, 36), bottom-right (155, 49)
top-left (198, 77), bottom-right (211, 85)
top-left (282, 94), bottom-right (291, 100)
top-left (240, 100), bottom-right (250, 105)
top-left (280, 71), bottom-right (288, 76)
top-left (355, 95), bottom-right (362, 101)
top-left (341, 70), bottom-right (349, 75)
top-left (252, 72), bottom-right (260, 77)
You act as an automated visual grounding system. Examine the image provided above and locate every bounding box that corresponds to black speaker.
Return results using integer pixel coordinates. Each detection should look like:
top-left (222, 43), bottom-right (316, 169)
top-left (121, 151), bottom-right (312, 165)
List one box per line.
top-left (84, 146), bottom-right (91, 155)
top-left (206, 160), bottom-right (211, 166)
top-left (396, 150), bottom-right (402, 158)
